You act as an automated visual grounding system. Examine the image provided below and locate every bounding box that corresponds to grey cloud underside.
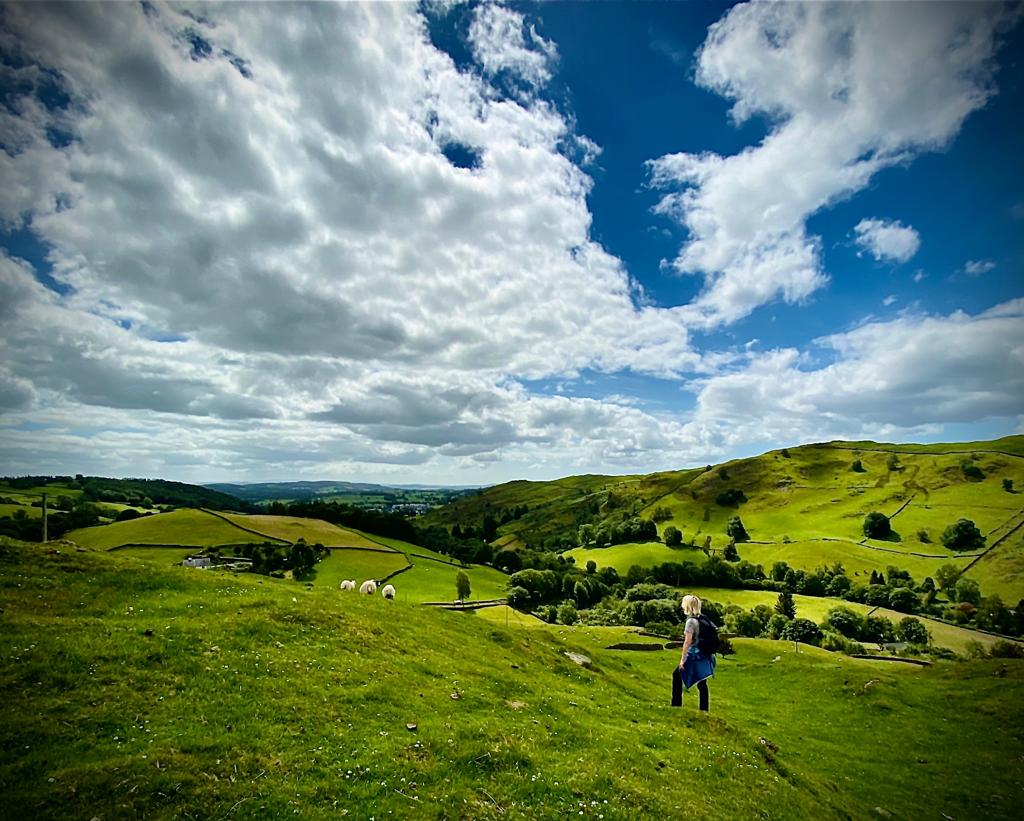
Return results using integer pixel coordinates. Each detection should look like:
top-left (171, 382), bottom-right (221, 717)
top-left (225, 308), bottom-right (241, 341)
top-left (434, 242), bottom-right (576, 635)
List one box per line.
top-left (0, 1), bottom-right (1020, 478)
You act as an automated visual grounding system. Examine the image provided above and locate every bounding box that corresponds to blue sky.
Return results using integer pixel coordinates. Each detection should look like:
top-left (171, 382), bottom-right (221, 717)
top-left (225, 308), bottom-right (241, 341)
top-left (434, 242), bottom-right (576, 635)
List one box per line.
top-left (0, 1), bottom-right (1021, 484)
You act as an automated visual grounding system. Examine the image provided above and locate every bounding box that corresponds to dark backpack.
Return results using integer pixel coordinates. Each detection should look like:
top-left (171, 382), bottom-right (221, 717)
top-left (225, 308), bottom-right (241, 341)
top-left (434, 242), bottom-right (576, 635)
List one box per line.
top-left (696, 614), bottom-right (720, 656)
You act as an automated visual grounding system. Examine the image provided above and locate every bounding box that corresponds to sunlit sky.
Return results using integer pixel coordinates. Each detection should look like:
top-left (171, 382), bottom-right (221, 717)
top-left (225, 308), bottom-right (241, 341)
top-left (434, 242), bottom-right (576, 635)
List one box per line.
top-left (1, 1), bottom-right (1022, 485)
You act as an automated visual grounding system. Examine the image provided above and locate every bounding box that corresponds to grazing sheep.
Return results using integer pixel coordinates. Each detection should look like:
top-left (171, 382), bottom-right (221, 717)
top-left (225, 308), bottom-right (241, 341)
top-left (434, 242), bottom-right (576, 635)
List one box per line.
top-left (359, 579), bottom-right (377, 595)
top-left (340, 579), bottom-right (355, 591)
top-left (381, 584), bottom-right (396, 600)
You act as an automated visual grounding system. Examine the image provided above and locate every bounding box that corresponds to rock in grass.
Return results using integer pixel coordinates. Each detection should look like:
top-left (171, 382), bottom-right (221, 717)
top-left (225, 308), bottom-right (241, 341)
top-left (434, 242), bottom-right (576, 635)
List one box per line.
top-left (406, 723), bottom-right (417, 732)
top-left (563, 651), bottom-right (591, 668)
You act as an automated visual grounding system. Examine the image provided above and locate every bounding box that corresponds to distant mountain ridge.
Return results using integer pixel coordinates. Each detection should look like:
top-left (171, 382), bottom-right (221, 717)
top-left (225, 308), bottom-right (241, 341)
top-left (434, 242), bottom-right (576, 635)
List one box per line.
top-left (205, 480), bottom-right (483, 502)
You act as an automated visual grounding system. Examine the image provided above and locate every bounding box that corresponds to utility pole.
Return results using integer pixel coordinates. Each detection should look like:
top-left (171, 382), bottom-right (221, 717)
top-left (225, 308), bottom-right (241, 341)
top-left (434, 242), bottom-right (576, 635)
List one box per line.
top-left (41, 492), bottom-right (48, 543)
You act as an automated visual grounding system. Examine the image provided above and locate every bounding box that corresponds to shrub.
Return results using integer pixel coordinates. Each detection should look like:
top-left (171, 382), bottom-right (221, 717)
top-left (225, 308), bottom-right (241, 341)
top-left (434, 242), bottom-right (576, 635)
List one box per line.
top-left (722, 542), bottom-right (740, 562)
top-left (537, 604), bottom-right (558, 624)
top-left (989, 640), bottom-right (1024, 659)
top-left (651, 506), bottom-right (674, 523)
top-left (821, 631), bottom-right (865, 654)
top-left (726, 515), bottom-right (749, 542)
top-left (782, 618), bottom-right (822, 645)
top-left (963, 640), bottom-right (988, 659)
top-left (862, 512), bottom-right (891, 539)
top-left (895, 617), bottom-right (930, 645)
top-left (823, 606), bottom-right (865, 639)
top-left (850, 459), bottom-right (865, 473)
top-left (886, 453), bottom-right (901, 471)
top-left (941, 519), bottom-right (985, 552)
top-left (766, 613), bottom-right (791, 639)
top-left (557, 601), bottom-right (579, 625)
top-left (863, 616), bottom-right (895, 644)
top-left (1003, 478), bottom-right (1014, 492)
top-left (888, 587), bottom-right (920, 613)
top-left (917, 529), bottom-right (931, 543)
top-left (506, 586), bottom-right (531, 608)
top-left (960, 460), bottom-right (985, 481)
top-left (663, 526), bottom-right (682, 547)
top-left (953, 577), bottom-right (981, 605)
top-left (715, 488), bottom-right (748, 507)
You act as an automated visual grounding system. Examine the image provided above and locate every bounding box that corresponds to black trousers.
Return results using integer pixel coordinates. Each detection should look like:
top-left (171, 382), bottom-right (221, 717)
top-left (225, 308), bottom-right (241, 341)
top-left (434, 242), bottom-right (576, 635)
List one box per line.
top-left (671, 667), bottom-right (709, 711)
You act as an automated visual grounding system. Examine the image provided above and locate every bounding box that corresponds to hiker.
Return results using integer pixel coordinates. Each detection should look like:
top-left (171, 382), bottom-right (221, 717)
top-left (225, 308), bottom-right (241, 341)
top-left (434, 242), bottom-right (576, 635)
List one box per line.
top-left (671, 594), bottom-right (717, 711)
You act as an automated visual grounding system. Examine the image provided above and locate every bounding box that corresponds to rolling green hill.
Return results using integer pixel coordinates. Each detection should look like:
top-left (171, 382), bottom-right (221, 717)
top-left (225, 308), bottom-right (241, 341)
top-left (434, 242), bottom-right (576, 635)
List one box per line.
top-left (424, 436), bottom-right (1024, 600)
top-left (1, 539), bottom-right (1021, 819)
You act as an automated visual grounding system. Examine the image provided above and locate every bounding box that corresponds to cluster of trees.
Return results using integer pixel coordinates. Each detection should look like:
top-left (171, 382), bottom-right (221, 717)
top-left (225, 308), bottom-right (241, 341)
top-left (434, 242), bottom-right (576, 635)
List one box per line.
top-left (715, 488), bottom-right (748, 507)
top-left (233, 540), bottom-right (328, 579)
top-left (862, 512), bottom-right (986, 553)
top-left (0, 500), bottom-right (103, 542)
top-left (577, 517), bottom-right (659, 548)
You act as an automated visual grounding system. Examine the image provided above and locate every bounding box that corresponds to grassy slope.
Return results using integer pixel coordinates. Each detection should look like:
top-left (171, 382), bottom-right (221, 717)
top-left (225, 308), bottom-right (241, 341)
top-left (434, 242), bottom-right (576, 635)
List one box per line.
top-left (684, 587), bottom-right (1020, 653)
top-left (426, 437), bottom-right (1024, 600)
top-left (217, 513), bottom-right (383, 548)
top-left (1, 540), bottom-right (1022, 820)
top-left (66, 509), bottom-right (279, 550)
top-left (566, 542), bottom-right (708, 573)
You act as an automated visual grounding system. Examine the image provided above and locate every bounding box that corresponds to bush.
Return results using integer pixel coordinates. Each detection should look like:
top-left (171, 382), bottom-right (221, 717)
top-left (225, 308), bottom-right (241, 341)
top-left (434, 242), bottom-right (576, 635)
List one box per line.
top-left (963, 640), bottom-right (988, 659)
top-left (823, 606), bottom-right (865, 639)
top-left (537, 604), bottom-right (558, 624)
top-left (886, 453), bottom-right (901, 471)
top-left (941, 519), bottom-right (985, 552)
top-left (850, 459), bottom-right (865, 473)
top-left (989, 640), bottom-right (1024, 659)
top-left (821, 631), bottom-right (865, 654)
top-left (766, 613), bottom-right (791, 639)
top-left (960, 460), bottom-right (985, 481)
top-left (953, 577), bottom-right (981, 605)
top-left (663, 526), bottom-right (682, 547)
top-left (888, 587), bottom-right (920, 613)
top-left (726, 515), bottom-right (749, 542)
top-left (782, 618), bottom-right (822, 645)
top-left (722, 542), bottom-right (740, 562)
top-left (1003, 478), bottom-right (1014, 493)
top-left (715, 488), bottom-right (748, 507)
top-left (895, 617), bottom-right (930, 645)
top-left (862, 512), bottom-right (891, 539)
top-left (506, 586), bottom-right (531, 608)
top-left (557, 601), bottom-right (579, 625)
top-left (917, 529), bottom-right (931, 543)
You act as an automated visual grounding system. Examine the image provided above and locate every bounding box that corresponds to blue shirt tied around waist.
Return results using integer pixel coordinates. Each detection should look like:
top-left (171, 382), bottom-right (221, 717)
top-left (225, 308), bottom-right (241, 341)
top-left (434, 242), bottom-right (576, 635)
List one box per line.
top-left (680, 615), bottom-right (716, 688)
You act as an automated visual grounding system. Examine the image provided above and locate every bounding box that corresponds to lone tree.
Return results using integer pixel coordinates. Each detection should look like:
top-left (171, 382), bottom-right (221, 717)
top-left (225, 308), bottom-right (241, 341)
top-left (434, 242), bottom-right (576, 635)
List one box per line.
top-left (455, 570), bottom-right (471, 601)
top-left (1003, 478), bottom-right (1014, 493)
top-left (863, 511), bottom-right (891, 540)
top-left (941, 519), bottom-right (985, 552)
top-left (723, 542), bottom-right (740, 562)
top-left (775, 590), bottom-right (797, 619)
top-left (850, 459), bottom-right (865, 473)
top-left (896, 617), bottom-right (930, 645)
top-left (726, 515), bottom-right (749, 542)
top-left (663, 525), bottom-right (683, 547)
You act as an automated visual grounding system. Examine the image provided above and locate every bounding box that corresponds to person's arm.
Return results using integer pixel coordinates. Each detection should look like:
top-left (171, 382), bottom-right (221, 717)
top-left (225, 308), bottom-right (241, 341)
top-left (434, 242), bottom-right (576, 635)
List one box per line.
top-left (679, 621), bottom-right (694, 667)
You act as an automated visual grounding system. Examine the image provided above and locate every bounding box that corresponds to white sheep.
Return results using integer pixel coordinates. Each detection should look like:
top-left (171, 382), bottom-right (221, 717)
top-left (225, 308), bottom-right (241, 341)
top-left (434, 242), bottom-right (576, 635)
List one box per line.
top-left (339, 579), bottom-right (355, 591)
top-left (359, 579), bottom-right (377, 595)
top-left (380, 584), bottom-right (396, 600)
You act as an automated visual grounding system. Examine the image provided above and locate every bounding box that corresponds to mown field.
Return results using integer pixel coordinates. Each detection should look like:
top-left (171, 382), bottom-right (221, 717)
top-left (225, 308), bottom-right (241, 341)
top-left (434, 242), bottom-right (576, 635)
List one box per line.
top-left (1, 539), bottom-right (1021, 819)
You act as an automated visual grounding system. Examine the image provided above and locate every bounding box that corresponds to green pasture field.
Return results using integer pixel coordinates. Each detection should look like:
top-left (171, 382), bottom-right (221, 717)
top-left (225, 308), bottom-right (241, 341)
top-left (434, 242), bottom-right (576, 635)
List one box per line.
top-left (1, 539), bottom-right (1021, 820)
top-left (312, 548), bottom-right (410, 588)
top-left (0, 483), bottom-right (84, 502)
top-left (735, 539), bottom-right (974, 582)
top-left (965, 528), bottom-right (1024, 602)
top-left (217, 512), bottom-right (382, 547)
top-left (681, 586), bottom-right (1017, 653)
top-left (566, 542), bottom-right (708, 573)
top-left (66, 509), bottom-right (282, 550)
top-left (116, 547), bottom-right (197, 566)
top-left (0, 503), bottom-right (40, 518)
top-left (390, 556), bottom-right (510, 603)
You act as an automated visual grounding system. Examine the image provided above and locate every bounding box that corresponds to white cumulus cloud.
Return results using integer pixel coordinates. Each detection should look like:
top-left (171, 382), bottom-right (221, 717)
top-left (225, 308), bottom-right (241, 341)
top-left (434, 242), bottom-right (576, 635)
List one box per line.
top-left (854, 218), bottom-right (921, 264)
top-left (649, 1), bottom-right (1015, 326)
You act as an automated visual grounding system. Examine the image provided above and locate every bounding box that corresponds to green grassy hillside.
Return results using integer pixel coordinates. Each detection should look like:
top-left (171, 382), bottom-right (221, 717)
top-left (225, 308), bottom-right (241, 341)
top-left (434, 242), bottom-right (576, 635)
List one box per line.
top-left (216, 512), bottom-right (385, 548)
top-left (426, 437), bottom-right (1024, 601)
top-left (2, 539), bottom-right (1022, 819)
top-left (66, 509), bottom-right (287, 550)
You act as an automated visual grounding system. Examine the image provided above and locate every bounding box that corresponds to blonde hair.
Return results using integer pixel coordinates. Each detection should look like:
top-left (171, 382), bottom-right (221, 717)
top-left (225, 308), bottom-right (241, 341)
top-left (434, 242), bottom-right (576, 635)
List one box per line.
top-left (681, 595), bottom-right (702, 617)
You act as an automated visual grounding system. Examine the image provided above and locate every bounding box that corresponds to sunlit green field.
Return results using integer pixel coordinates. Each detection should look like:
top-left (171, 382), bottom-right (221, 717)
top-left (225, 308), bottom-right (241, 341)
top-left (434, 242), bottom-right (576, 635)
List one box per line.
top-left (217, 513), bottom-right (383, 547)
top-left (1, 539), bottom-right (1022, 820)
top-left (0, 503), bottom-right (41, 518)
top-left (66, 509), bottom-right (284, 549)
top-left (566, 542), bottom-right (708, 573)
top-left (682, 586), bottom-right (1019, 653)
